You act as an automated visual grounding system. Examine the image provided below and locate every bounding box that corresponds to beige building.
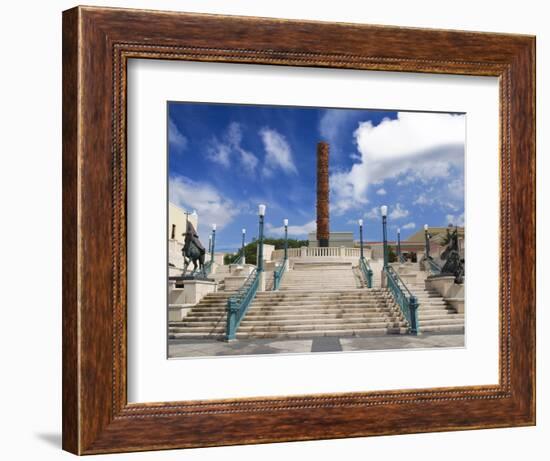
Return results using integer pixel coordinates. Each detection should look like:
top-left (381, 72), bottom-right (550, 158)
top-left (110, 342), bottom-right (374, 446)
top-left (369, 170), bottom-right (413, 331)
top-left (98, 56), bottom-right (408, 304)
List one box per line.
top-left (168, 202), bottom-right (198, 245)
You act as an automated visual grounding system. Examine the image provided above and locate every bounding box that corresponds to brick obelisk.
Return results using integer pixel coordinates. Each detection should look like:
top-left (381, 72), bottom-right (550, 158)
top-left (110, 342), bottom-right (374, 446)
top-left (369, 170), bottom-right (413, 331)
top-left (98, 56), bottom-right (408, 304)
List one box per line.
top-left (316, 141), bottom-right (330, 247)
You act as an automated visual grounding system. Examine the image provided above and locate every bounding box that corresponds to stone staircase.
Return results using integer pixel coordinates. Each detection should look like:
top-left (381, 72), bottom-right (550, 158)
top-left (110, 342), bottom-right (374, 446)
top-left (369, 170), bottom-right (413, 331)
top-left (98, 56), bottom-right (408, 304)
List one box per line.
top-left (281, 262), bottom-right (362, 291)
top-left (168, 260), bottom-right (464, 341)
top-left (169, 291), bottom-right (234, 339)
top-left (406, 281), bottom-right (464, 333)
top-left (390, 262), bottom-right (464, 333)
top-left (236, 289), bottom-right (407, 339)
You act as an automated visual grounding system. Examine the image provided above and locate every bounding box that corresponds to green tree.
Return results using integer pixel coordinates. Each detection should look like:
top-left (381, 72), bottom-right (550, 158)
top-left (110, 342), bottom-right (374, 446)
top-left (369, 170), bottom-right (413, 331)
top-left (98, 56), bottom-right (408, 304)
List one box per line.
top-left (227, 237), bottom-right (308, 266)
top-left (388, 246), bottom-right (397, 263)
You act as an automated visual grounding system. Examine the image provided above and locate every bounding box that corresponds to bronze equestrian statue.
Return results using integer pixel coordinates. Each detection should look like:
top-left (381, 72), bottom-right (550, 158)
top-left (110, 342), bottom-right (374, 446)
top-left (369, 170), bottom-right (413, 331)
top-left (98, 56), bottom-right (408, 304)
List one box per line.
top-left (440, 226), bottom-right (465, 284)
top-left (181, 221), bottom-right (206, 277)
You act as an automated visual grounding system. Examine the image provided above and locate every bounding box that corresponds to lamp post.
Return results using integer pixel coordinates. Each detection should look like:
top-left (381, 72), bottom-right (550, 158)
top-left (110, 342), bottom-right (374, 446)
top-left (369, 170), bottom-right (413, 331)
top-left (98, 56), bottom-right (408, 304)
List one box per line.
top-left (210, 224), bottom-right (216, 264)
top-left (257, 204), bottom-right (266, 272)
top-left (381, 205), bottom-right (388, 268)
top-left (397, 227), bottom-right (402, 262)
top-left (424, 224), bottom-right (430, 259)
top-left (208, 234), bottom-right (212, 256)
top-left (241, 228), bottom-right (246, 264)
top-left (359, 219), bottom-right (364, 260)
top-left (283, 219), bottom-right (289, 261)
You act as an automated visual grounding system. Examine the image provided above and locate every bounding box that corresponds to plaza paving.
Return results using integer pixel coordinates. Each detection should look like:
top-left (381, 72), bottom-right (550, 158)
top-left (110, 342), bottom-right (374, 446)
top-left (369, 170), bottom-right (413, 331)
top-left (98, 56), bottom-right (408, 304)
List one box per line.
top-left (168, 332), bottom-right (464, 358)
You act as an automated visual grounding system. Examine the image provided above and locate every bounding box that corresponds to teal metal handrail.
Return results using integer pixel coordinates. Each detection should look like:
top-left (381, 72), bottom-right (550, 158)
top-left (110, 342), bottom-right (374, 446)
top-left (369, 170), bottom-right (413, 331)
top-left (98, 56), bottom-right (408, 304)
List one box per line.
top-left (272, 259), bottom-right (287, 290)
top-left (230, 252), bottom-right (244, 265)
top-left (425, 257), bottom-right (442, 275)
top-left (384, 265), bottom-right (419, 335)
top-left (226, 268), bottom-right (260, 340)
top-left (359, 257), bottom-right (373, 288)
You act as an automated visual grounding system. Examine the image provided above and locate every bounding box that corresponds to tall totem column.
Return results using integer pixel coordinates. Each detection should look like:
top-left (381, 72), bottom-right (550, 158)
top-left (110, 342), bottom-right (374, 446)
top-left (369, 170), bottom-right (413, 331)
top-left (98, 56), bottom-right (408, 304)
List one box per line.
top-left (316, 141), bottom-right (330, 247)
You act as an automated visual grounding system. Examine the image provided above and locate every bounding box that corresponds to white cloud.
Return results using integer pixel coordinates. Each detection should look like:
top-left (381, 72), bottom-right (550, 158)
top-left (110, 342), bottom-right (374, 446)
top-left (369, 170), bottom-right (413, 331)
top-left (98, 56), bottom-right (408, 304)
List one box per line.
top-left (445, 212), bottom-right (465, 227)
top-left (413, 193), bottom-right (431, 205)
top-left (207, 122), bottom-right (258, 172)
top-left (168, 117), bottom-right (188, 153)
top-left (260, 128), bottom-right (297, 176)
top-left (330, 171), bottom-right (367, 214)
top-left (363, 207), bottom-right (380, 220)
top-left (169, 175), bottom-right (240, 241)
top-left (266, 220), bottom-right (316, 237)
top-left (389, 203), bottom-right (409, 220)
top-left (402, 222), bottom-right (416, 230)
top-left (413, 191), bottom-right (460, 211)
top-left (330, 112), bottom-right (465, 213)
top-left (360, 204), bottom-right (408, 221)
top-left (376, 188), bottom-right (387, 195)
top-left (207, 140), bottom-right (231, 167)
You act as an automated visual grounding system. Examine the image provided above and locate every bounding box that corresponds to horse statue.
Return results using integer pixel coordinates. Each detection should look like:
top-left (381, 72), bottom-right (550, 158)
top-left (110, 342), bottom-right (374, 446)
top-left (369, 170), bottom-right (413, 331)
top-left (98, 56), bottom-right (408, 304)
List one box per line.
top-left (181, 221), bottom-right (206, 277)
top-left (440, 226), bottom-right (465, 284)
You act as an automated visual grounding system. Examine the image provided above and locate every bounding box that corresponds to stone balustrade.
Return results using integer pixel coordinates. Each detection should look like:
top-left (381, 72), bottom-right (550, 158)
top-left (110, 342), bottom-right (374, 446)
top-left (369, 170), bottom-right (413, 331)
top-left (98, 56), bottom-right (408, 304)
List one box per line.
top-left (272, 246), bottom-right (369, 261)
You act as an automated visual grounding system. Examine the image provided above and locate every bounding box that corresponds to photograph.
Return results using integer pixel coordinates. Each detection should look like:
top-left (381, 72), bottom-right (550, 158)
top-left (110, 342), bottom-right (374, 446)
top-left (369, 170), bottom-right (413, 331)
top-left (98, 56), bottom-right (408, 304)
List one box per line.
top-left (167, 102), bottom-right (466, 358)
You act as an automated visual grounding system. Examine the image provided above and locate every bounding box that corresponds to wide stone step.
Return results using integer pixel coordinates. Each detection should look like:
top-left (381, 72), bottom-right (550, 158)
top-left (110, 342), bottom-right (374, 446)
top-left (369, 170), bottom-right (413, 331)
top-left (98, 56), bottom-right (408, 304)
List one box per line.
top-left (417, 311), bottom-right (458, 318)
top-left (256, 291), bottom-right (389, 298)
top-left (418, 313), bottom-right (464, 320)
top-left (419, 324), bottom-right (465, 333)
top-left (235, 327), bottom-right (409, 339)
top-left (280, 281), bottom-right (358, 285)
top-left (170, 315), bottom-right (227, 326)
top-left (286, 275), bottom-right (355, 279)
top-left (192, 302), bottom-right (392, 312)
top-left (418, 318), bottom-right (464, 326)
top-left (191, 302), bottom-right (229, 307)
top-left (169, 332), bottom-right (226, 339)
top-left (170, 326), bottom-right (226, 333)
top-left (256, 289), bottom-right (386, 295)
top-left (250, 300), bottom-right (393, 309)
top-left (250, 304), bottom-right (394, 311)
top-left (248, 310), bottom-right (399, 317)
top-left (280, 287), bottom-right (359, 291)
top-left (175, 317), bottom-right (401, 329)
top-left (411, 292), bottom-right (444, 297)
top-left (284, 269), bottom-right (353, 278)
top-left (237, 321), bottom-right (407, 332)
top-left (251, 299), bottom-right (392, 306)
top-left (240, 314), bottom-right (403, 328)
top-left (417, 303), bottom-right (449, 308)
top-left (258, 292), bottom-right (391, 297)
top-left (249, 304), bottom-right (395, 311)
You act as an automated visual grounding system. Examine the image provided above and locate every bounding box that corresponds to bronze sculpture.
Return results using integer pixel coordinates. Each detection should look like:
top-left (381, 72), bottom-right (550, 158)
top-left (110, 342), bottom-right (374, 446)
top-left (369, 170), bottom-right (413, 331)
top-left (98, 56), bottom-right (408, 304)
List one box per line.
top-left (181, 221), bottom-right (206, 277)
top-left (440, 226), bottom-right (465, 284)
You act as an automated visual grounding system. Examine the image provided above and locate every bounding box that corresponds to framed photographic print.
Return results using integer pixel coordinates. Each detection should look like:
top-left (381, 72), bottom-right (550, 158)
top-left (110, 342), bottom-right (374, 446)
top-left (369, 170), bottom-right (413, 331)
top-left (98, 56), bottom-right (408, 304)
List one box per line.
top-left (62, 6), bottom-right (535, 455)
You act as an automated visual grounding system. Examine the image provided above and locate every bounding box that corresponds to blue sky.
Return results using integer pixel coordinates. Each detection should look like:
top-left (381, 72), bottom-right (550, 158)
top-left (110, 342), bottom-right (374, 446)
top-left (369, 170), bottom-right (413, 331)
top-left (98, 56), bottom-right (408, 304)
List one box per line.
top-left (168, 102), bottom-right (465, 253)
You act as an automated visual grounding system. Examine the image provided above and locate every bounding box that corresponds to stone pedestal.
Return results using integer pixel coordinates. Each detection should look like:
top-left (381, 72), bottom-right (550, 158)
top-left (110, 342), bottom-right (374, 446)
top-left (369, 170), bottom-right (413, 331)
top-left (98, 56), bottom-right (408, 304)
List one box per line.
top-left (258, 271), bottom-right (266, 292)
top-left (426, 276), bottom-right (458, 298)
top-left (169, 278), bottom-right (217, 305)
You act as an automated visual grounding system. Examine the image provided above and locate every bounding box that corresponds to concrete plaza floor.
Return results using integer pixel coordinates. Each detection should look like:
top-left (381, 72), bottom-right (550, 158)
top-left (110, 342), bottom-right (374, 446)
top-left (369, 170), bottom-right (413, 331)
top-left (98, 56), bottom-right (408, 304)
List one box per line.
top-left (168, 332), bottom-right (465, 358)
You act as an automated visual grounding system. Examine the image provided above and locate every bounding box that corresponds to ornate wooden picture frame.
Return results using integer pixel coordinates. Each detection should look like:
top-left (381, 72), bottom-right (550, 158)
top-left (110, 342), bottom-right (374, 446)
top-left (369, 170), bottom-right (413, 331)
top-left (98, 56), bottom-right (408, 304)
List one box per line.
top-left (62, 6), bottom-right (535, 455)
